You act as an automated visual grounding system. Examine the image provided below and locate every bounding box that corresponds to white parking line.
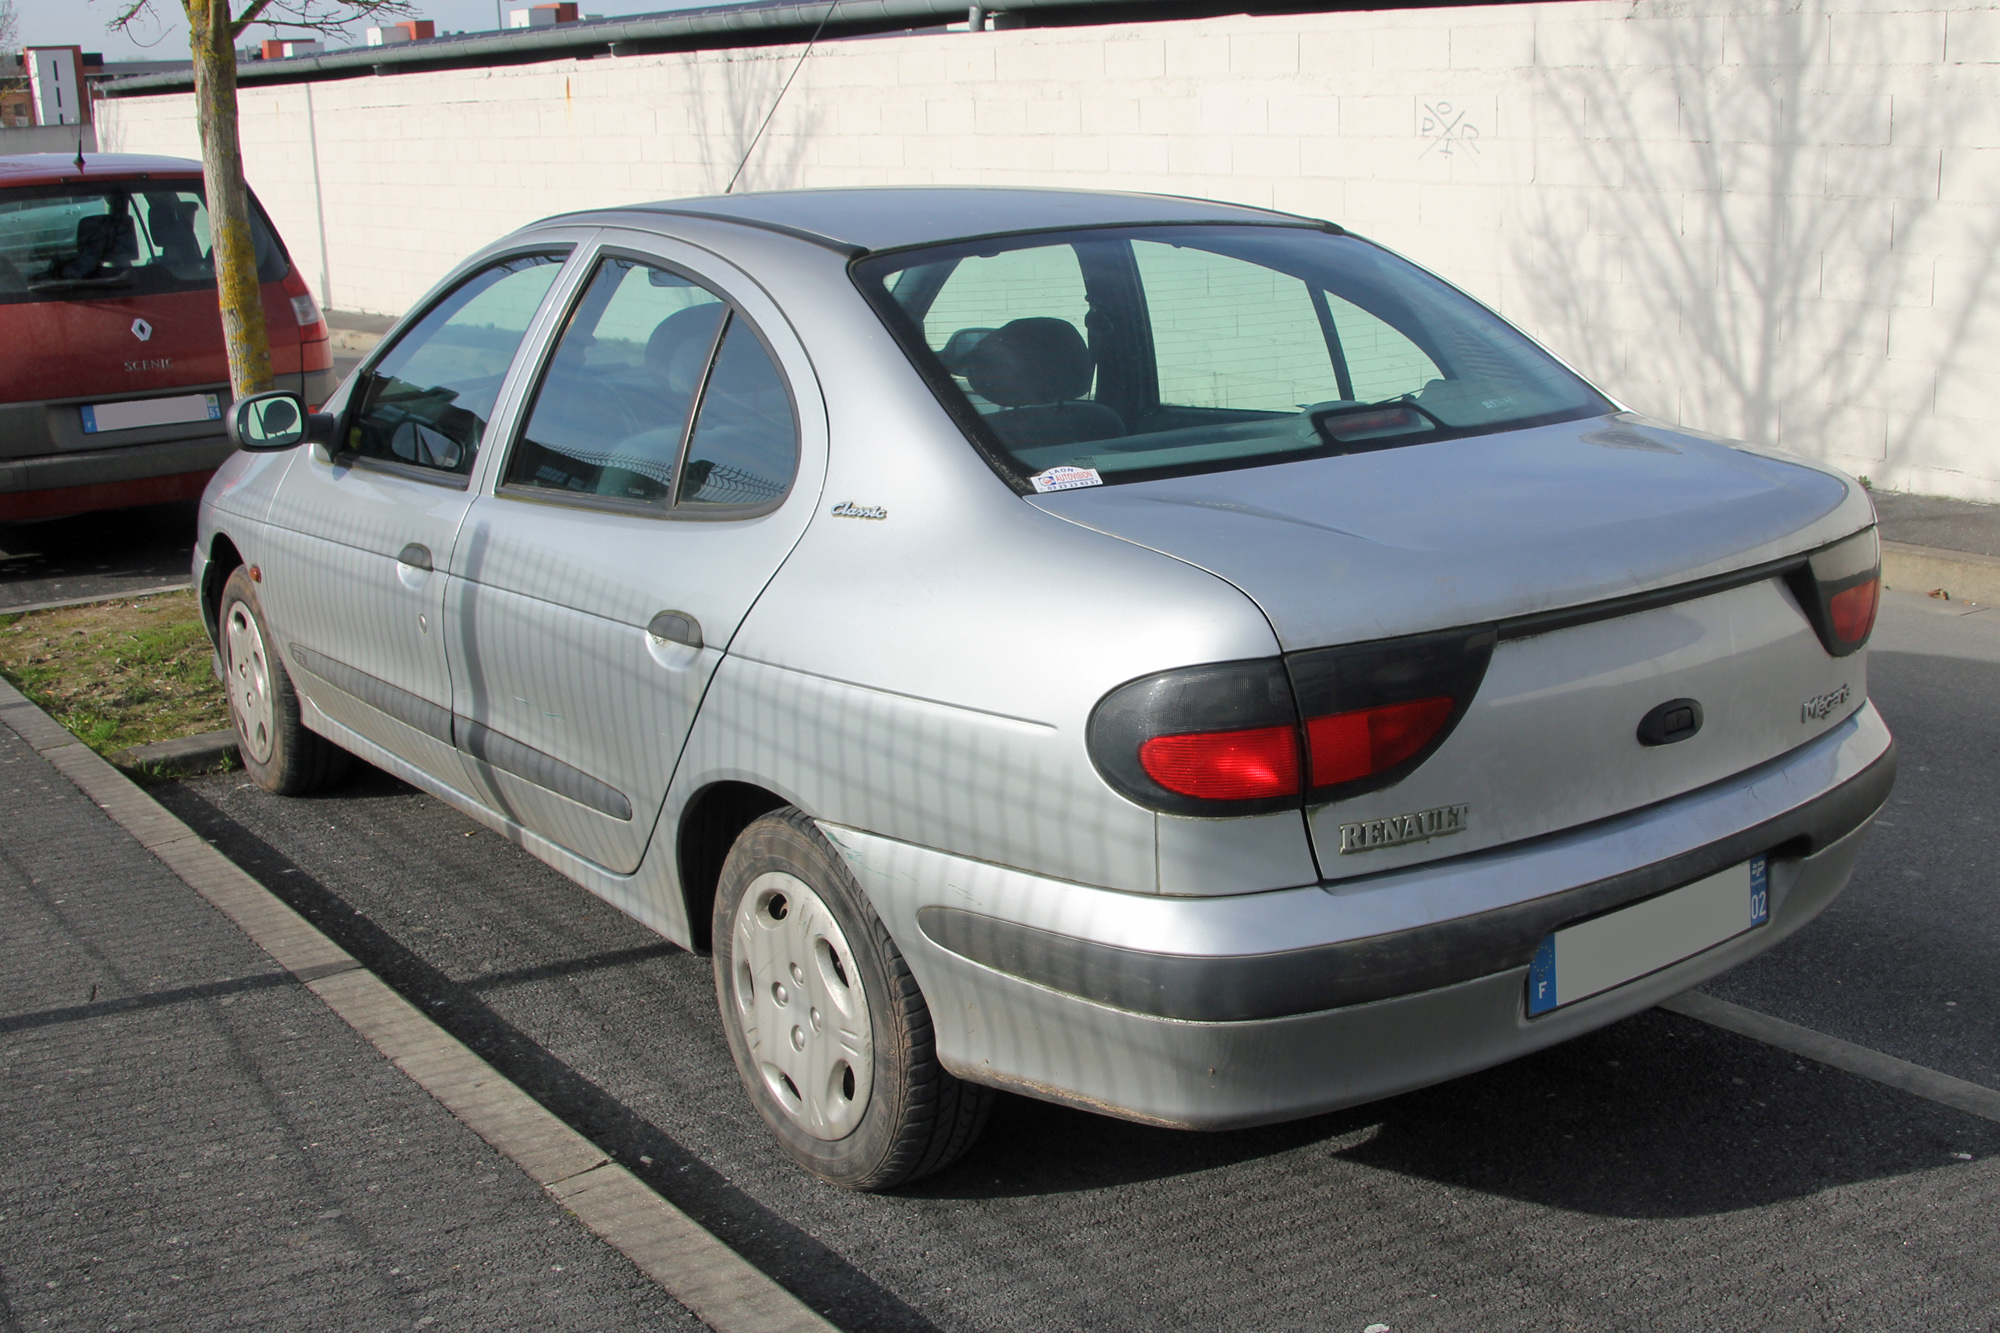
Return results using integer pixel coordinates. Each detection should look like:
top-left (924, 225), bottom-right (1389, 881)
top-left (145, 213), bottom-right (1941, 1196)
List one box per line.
top-left (1662, 991), bottom-right (2000, 1125)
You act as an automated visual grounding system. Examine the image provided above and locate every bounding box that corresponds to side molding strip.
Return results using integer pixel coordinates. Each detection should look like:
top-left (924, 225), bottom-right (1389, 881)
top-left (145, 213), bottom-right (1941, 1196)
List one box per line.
top-left (287, 643), bottom-right (633, 822)
top-left (455, 716), bottom-right (634, 822)
top-left (289, 643), bottom-right (454, 744)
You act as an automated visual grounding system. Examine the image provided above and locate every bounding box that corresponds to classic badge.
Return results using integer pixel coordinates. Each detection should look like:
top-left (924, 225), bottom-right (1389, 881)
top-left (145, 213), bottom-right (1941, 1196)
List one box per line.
top-left (1338, 802), bottom-right (1470, 854)
top-left (130, 318), bottom-right (153, 342)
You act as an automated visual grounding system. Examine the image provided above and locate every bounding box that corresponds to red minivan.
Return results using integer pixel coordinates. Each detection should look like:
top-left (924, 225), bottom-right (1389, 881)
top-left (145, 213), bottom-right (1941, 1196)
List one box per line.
top-left (0, 153), bottom-right (335, 522)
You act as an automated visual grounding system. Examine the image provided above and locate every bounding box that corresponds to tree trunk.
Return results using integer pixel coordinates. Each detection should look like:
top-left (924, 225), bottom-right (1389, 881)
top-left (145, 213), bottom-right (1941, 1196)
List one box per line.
top-left (188, 0), bottom-right (273, 400)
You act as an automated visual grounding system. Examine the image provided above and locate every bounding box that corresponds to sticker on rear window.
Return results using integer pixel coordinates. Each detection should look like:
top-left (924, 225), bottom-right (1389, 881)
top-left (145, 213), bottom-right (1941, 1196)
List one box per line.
top-left (1029, 466), bottom-right (1102, 494)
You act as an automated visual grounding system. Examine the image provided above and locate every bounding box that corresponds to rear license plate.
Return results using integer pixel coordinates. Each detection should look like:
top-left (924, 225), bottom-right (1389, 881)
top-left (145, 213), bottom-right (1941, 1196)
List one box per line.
top-left (1527, 855), bottom-right (1768, 1017)
top-left (80, 393), bottom-right (222, 434)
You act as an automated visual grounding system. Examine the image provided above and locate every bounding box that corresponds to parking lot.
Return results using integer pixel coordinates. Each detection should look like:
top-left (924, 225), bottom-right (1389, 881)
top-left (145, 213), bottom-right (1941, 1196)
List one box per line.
top-left (74, 589), bottom-right (1985, 1332)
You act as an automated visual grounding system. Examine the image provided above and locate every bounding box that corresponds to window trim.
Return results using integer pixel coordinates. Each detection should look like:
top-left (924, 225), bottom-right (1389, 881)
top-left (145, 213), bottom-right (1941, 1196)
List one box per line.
top-left (332, 244), bottom-right (574, 481)
top-left (492, 245), bottom-right (802, 523)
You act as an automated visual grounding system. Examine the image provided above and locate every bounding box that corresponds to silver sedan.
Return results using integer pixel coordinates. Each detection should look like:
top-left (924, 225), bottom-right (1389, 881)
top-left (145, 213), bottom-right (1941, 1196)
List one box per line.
top-left (198, 189), bottom-right (1893, 1189)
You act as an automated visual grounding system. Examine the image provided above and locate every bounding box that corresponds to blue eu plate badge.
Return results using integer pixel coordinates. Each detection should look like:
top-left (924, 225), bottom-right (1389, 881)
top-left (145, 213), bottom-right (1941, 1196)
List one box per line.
top-left (1528, 854), bottom-right (1769, 1017)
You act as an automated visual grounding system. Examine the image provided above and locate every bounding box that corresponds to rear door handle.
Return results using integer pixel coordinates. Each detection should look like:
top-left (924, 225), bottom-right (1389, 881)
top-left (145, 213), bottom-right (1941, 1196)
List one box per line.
top-left (397, 543), bottom-right (433, 571)
top-left (646, 610), bottom-right (702, 650)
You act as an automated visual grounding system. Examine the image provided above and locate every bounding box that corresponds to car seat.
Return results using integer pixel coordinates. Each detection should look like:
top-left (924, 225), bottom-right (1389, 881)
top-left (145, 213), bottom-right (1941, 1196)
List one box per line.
top-left (961, 317), bottom-right (1124, 448)
top-left (146, 197), bottom-right (207, 269)
top-left (62, 211), bottom-right (139, 279)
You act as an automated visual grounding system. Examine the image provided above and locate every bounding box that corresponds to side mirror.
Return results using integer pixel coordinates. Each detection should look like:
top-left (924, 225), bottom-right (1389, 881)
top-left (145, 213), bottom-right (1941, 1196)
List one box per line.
top-left (228, 390), bottom-right (334, 452)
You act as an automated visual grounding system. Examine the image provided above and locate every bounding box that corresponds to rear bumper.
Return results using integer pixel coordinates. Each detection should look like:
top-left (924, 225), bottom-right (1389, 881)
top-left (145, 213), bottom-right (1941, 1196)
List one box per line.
top-left (0, 432), bottom-right (236, 521)
top-left (826, 702), bottom-right (1894, 1129)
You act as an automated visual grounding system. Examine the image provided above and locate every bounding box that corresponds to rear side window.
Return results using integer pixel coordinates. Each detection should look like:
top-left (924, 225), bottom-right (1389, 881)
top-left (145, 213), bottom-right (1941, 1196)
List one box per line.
top-left (344, 252), bottom-right (566, 478)
top-left (0, 181), bottom-right (285, 304)
top-left (503, 254), bottom-right (798, 514)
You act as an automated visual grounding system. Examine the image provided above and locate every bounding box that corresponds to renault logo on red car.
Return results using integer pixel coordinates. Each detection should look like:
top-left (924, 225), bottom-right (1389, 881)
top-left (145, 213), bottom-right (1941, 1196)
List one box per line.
top-left (130, 317), bottom-right (153, 341)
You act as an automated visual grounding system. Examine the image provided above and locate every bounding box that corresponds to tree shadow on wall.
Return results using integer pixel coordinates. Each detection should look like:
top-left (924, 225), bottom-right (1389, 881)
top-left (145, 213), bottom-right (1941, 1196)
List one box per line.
top-left (1521, 4), bottom-right (2000, 476)
top-left (686, 42), bottom-right (822, 196)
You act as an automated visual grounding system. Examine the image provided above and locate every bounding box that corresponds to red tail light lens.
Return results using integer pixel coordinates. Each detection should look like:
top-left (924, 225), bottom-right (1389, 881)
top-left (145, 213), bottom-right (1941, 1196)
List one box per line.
top-left (1139, 725), bottom-right (1301, 801)
top-left (1788, 527), bottom-right (1880, 658)
top-left (1088, 631), bottom-right (1493, 817)
top-left (1828, 576), bottom-right (1879, 646)
top-left (1307, 696), bottom-right (1455, 787)
top-left (1287, 627), bottom-right (1495, 802)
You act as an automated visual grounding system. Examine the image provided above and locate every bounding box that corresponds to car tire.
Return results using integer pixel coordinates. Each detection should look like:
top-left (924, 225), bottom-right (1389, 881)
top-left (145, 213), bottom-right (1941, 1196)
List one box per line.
top-left (713, 807), bottom-right (993, 1190)
top-left (218, 565), bottom-right (349, 796)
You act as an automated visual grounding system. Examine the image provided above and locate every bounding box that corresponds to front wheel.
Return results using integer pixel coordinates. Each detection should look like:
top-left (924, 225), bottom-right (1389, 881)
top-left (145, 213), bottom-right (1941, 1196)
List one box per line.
top-left (219, 565), bottom-right (350, 796)
top-left (712, 808), bottom-right (992, 1190)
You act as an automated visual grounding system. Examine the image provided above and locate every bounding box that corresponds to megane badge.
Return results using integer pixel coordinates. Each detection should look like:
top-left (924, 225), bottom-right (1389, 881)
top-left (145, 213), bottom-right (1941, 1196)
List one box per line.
top-left (131, 318), bottom-right (153, 342)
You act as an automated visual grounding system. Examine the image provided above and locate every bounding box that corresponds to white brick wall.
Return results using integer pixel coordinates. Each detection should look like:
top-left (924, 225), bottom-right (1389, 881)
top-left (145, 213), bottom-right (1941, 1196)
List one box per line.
top-left (97, 0), bottom-right (2000, 500)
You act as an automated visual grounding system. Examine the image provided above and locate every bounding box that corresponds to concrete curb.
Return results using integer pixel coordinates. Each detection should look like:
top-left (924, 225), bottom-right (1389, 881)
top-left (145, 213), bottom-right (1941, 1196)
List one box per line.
top-left (112, 728), bottom-right (238, 775)
top-left (1, 582), bottom-right (194, 616)
top-left (1881, 540), bottom-right (1999, 608)
top-left (0, 677), bottom-right (840, 1333)
top-left (328, 327), bottom-right (383, 356)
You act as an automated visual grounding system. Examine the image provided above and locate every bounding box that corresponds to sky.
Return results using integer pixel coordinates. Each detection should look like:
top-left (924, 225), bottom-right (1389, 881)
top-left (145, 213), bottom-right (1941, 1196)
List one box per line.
top-left (9, 0), bottom-right (710, 62)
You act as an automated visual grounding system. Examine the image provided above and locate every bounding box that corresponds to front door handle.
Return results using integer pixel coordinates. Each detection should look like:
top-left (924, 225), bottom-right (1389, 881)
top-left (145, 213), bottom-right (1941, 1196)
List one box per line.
top-left (646, 610), bottom-right (702, 650)
top-left (397, 543), bottom-right (433, 571)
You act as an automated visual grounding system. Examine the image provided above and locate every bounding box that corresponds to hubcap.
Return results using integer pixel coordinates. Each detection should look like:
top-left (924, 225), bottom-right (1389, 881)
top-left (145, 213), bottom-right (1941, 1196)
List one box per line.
top-left (224, 601), bottom-right (277, 766)
top-left (729, 871), bottom-right (873, 1140)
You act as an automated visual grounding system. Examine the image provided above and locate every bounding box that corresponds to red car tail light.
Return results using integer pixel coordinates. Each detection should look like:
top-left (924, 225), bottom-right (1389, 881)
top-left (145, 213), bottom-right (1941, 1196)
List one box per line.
top-left (1306, 696), bottom-right (1455, 787)
top-left (1787, 527), bottom-right (1880, 658)
top-left (1088, 659), bottom-right (1303, 816)
top-left (1287, 627), bottom-right (1495, 803)
top-left (1088, 629), bottom-right (1494, 816)
top-left (1138, 725), bottom-right (1301, 801)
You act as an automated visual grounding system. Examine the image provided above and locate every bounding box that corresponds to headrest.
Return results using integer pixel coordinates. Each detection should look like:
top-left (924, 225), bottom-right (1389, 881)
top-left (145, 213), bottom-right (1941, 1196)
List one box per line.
top-left (74, 212), bottom-right (139, 269)
top-left (645, 303), bottom-right (726, 394)
top-left (963, 317), bottom-right (1095, 406)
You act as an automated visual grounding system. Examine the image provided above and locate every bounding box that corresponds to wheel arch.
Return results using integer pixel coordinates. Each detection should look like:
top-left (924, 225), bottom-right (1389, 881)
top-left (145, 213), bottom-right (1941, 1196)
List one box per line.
top-left (676, 780), bottom-right (789, 953)
top-left (201, 532), bottom-right (245, 645)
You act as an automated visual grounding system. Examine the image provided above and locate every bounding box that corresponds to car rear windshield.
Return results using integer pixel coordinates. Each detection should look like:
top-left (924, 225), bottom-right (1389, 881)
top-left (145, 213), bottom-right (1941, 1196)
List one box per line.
top-left (854, 224), bottom-right (1610, 490)
top-left (0, 179), bottom-right (286, 305)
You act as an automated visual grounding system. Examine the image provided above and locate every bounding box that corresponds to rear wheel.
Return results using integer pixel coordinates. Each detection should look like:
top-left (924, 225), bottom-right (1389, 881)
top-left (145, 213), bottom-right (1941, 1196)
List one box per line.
top-left (219, 565), bottom-right (349, 796)
top-left (712, 808), bottom-right (992, 1190)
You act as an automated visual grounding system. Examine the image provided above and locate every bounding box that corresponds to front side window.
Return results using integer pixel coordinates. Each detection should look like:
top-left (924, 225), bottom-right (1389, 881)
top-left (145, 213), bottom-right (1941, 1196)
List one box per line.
top-left (504, 255), bottom-right (798, 513)
top-left (0, 180), bottom-right (285, 304)
top-left (344, 252), bottom-right (567, 477)
top-left (858, 225), bottom-right (1608, 489)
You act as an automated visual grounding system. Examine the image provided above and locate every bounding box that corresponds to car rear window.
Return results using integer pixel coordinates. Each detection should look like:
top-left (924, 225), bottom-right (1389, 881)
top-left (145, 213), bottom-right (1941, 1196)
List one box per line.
top-left (0, 179), bottom-right (286, 305)
top-left (854, 225), bottom-right (1610, 490)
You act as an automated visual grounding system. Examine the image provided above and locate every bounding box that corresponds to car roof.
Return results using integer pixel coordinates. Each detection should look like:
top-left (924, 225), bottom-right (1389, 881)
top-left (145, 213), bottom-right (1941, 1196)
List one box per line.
top-left (0, 152), bottom-right (204, 187)
top-left (556, 186), bottom-right (1324, 254)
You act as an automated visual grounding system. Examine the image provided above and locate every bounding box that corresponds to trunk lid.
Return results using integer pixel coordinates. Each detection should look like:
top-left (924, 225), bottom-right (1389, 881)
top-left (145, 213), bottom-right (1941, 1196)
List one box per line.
top-left (1033, 414), bottom-right (1876, 878)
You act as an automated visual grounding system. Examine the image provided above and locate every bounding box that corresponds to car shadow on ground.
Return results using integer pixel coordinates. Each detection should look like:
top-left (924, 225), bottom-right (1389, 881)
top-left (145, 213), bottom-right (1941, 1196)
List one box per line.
top-left (913, 1006), bottom-right (1998, 1215)
top-left (155, 766), bottom-right (1996, 1253)
top-left (0, 499), bottom-right (200, 607)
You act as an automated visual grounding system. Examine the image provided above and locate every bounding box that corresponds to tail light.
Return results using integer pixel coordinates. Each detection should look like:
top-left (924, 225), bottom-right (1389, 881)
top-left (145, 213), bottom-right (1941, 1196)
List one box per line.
top-left (1288, 628), bottom-right (1495, 802)
top-left (1087, 629), bottom-right (1494, 816)
top-left (281, 267), bottom-right (329, 334)
top-left (1088, 661), bottom-right (1301, 816)
top-left (1787, 527), bottom-right (1879, 658)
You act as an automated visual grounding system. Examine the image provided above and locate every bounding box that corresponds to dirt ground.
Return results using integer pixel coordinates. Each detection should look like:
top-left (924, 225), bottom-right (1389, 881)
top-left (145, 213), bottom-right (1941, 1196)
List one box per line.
top-left (0, 589), bottom-right (230, 757)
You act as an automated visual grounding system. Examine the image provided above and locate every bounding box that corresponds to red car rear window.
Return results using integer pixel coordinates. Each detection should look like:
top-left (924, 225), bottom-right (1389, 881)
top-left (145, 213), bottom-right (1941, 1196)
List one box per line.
top-left (0, 179), bottom-right (286, 305)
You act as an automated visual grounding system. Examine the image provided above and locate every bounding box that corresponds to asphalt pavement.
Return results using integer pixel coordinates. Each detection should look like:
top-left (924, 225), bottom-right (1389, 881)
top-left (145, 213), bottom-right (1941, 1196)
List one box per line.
top-left (43, 588), bottom-right (1980, 1332)
top-left (0, 501), bottom-right (206, 612)
top-left (0, 715), bottom-right (702, 1330)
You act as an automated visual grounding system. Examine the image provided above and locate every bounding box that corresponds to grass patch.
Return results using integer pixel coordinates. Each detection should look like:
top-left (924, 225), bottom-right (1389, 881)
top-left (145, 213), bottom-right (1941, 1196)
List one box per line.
top-left (0, 589), bottom-right (231, 758)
